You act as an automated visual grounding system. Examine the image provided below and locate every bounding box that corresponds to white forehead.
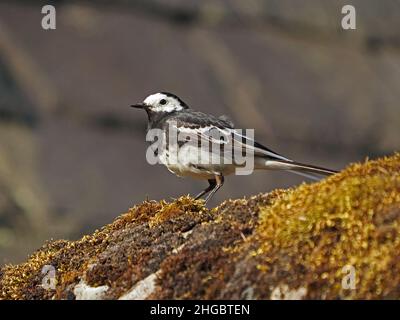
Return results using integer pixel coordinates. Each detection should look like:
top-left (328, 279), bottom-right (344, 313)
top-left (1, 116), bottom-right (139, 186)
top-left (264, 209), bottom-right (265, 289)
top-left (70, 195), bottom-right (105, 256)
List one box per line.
top-left (143, 93), bottom-right (170, 105)
top-left (143, 93), bottom-right (183, 112)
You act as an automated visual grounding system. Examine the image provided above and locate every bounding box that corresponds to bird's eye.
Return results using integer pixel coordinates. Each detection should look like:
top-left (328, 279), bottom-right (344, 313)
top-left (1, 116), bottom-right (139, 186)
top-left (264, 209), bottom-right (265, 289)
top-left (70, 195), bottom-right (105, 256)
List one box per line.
top-left (160, 99), bottom-right (167, 105)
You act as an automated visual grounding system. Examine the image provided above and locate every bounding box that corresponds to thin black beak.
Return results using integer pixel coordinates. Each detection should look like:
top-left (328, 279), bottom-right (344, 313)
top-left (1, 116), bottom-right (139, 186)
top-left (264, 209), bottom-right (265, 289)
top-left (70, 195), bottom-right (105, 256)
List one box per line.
top-left (130, 103), bottom-right (147, 109)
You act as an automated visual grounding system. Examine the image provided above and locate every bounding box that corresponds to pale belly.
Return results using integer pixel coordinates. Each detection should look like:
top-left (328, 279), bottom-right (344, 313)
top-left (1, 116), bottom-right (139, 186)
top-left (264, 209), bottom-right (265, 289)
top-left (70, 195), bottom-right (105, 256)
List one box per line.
top-left (158, 144), bottom-right (237, 179)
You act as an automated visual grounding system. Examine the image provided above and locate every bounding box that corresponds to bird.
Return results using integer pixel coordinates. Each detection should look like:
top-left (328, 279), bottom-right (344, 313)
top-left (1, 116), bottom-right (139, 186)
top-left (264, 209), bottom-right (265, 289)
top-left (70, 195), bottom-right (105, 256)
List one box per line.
top-left (131, 92), bottom-right (338, 204)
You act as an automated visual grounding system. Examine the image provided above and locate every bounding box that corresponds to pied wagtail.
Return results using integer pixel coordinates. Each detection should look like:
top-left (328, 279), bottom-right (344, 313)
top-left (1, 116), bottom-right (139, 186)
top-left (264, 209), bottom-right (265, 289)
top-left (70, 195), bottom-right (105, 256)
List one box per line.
top-left (131, 92), bottom-right (337, 204)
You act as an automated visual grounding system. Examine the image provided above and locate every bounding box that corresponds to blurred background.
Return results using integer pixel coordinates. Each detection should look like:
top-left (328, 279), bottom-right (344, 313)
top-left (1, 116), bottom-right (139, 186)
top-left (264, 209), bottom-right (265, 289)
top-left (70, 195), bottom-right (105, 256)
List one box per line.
top-left (0, 0), bottom-right (399, 264)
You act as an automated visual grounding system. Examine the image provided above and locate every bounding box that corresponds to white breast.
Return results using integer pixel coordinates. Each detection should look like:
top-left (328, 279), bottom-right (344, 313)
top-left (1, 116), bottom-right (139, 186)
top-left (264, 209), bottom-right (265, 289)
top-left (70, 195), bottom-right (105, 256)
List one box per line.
top-left (158, 141), bottom-right (236, 179)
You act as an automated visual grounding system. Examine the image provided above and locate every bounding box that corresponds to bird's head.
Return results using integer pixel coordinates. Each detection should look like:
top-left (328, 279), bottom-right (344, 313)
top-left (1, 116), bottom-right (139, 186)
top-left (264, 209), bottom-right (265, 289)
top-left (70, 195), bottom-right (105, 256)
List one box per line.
top-left (131, 92), bottom-right (189, 114)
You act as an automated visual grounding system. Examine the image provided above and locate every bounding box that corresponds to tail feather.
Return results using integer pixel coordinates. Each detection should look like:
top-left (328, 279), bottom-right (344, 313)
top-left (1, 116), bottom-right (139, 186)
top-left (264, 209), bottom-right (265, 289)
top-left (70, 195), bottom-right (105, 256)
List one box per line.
top-left (261, 159), bottom-right (338, 180)
top-left (288, 170), bottom-right (321, 181)
top-left (284, 160), bottom-right (337, 176)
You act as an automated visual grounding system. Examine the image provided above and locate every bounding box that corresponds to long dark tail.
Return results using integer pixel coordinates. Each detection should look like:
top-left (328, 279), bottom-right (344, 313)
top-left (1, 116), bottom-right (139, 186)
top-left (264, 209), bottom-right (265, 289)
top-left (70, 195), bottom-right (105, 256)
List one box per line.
top-left (262, 159), bottom-right (338, 181)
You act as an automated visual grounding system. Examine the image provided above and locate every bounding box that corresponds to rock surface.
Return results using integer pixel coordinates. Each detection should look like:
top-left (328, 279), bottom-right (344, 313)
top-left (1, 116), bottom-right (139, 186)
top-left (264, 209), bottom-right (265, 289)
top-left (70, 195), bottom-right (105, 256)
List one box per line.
top-left (1, 153), bottom-right (399, 300)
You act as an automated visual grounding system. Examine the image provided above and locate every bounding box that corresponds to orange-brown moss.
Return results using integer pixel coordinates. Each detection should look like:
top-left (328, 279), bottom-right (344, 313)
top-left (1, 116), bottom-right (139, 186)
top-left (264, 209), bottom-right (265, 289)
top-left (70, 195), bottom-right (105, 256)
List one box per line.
top-left (0, 199), bottom-right (207, 299)
top-left (0, 153), bottom-right (399, 300)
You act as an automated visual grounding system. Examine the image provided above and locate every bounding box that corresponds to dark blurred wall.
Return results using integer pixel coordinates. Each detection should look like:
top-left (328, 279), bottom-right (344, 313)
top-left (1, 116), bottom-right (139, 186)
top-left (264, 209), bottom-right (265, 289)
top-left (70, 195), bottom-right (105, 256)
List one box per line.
top-left (0, 0), bottom-right (399, 263)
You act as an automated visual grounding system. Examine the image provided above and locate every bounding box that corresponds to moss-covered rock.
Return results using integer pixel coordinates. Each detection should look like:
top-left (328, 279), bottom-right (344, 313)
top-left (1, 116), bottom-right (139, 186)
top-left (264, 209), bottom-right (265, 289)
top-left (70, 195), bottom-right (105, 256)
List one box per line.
top-left (1, 154), bottom-right (399, 300)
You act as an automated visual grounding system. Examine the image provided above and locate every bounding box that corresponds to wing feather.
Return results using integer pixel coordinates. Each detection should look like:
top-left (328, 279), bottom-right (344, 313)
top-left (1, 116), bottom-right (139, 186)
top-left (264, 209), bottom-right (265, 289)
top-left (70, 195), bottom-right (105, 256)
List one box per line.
top-left (165, 114), bottom-right (289, 162)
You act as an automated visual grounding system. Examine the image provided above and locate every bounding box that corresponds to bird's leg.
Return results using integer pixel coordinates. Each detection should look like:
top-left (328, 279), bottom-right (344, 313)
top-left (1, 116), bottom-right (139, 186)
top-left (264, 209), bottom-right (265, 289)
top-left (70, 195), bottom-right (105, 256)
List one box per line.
top-left (204, 175), bottom-right (224, 205)
top-left (194, 179), bottom-right (216, 200)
